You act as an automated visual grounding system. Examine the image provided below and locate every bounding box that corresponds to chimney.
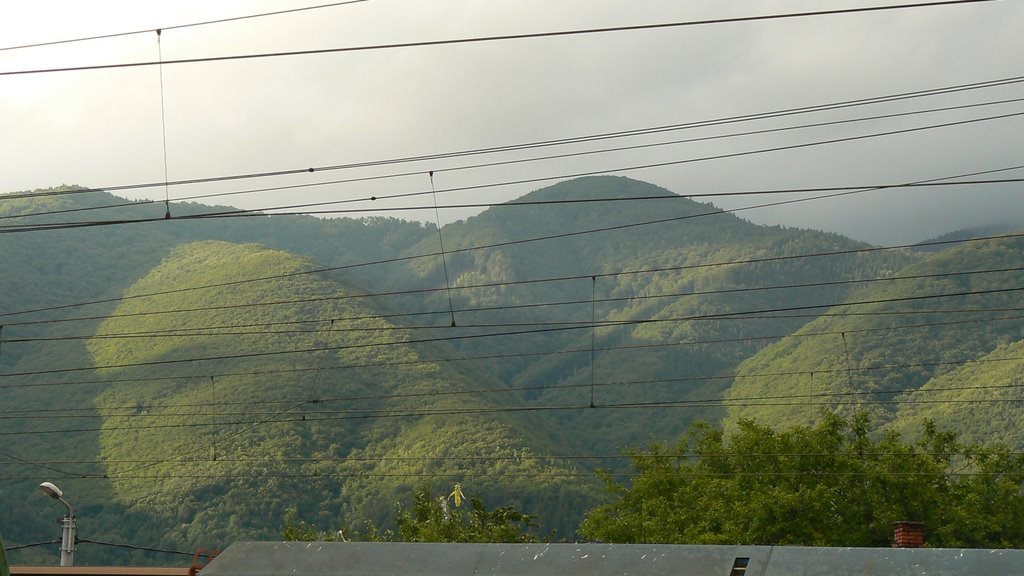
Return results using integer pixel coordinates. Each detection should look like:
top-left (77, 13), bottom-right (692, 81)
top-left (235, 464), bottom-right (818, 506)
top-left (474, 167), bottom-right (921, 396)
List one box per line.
top-left (893, 521), bottom-right (925, 548)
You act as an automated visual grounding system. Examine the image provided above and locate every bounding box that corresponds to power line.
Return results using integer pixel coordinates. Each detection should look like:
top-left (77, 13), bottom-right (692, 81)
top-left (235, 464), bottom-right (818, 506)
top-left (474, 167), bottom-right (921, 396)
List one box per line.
top-left (181, 109), bottom-right (1024, 218)
top-left (2, 222), bottom-right (1020, 330)
top-left (0, 1), bottom-right (1000, 77)
top-left (0, 1), bottom-right (372, 52)
top-left (10, 317), bottom-right (1024, 413)
top-left (3, 71), bottom-right (1020, 221)
top-left (76, 538), bottom-right (211, 559)
top-left (2, 283), bottom-right (1020, 380)
top-left (5, 176), bottom-right (1024, 227)
top-left (5, 92), bottom-right (1023, 222)
top-left (2, 105), bottom-right (1021, 236)
top-left (2, 264), bottom-right (1020, 343)
top-left (4, 355), bottom-right (1021, 477)
top-left (13, 447), bottom-right (1024, 466)
top-left (1, 470), bottom-right (1010, 481)
top-left (5, 374), bottom-right (1024, 438)
top-left (7, 358), bottom-right (1024, 421)
top-left (3, 539), bottom-right (60, 552)
top-left (3, 306), bottom-right (1020, 395)
top-left (0, 445), bottom-right (79, 476)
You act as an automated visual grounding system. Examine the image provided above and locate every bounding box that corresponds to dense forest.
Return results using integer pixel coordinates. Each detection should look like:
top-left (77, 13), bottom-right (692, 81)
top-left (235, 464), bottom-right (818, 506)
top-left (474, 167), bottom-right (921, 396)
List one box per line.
top-left (1, 176), bottom-right (1022, 563)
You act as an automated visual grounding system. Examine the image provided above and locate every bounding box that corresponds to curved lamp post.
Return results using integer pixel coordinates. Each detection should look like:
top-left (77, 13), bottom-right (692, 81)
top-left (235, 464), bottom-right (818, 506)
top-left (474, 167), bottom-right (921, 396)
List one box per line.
top-left (39, 482), bottom-right (76, 567)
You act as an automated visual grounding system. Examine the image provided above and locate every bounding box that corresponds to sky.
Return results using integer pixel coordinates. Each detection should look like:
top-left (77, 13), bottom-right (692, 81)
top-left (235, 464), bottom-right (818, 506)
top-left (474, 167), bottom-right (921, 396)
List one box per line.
top-left (1, 0), bottom-right (1022, 245)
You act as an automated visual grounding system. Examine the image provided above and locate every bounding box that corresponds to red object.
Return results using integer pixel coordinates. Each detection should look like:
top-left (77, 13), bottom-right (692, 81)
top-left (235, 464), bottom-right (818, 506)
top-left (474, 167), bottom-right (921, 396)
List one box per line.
top-left (893, 521), bottom-right (925, 548)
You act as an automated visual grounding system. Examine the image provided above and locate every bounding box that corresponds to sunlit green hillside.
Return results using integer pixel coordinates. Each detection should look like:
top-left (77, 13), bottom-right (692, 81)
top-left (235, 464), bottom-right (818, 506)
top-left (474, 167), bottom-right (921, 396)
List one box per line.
top-left (88, 240), bottom-right (595, 541)
top-left (1, 176), bottom-right (1019, 562)
top-left (725, 235), bottom-right (1024, 429)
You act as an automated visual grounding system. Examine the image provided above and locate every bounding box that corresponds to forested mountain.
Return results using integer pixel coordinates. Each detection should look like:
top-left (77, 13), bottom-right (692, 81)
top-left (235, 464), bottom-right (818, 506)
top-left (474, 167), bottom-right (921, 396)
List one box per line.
top-left (87, 240), bottom-right (594, 542)
top-left (725, 235), bottom-right (1024, 429)
top-left (892, 338), bottom-right (1024, 447)
top-left (1, 176), bottom-right (1020, 562)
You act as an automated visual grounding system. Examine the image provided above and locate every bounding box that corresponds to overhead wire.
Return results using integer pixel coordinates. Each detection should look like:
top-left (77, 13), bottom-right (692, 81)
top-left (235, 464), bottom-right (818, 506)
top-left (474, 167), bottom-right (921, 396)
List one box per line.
top-left (1, 228), bottom-right (1020, 339)
top-left (4, 91), bottom-right (1024, 222)
top-left (3, 305), bottom-right (1021, 395)
top-left (0, 470), bottom-right (1012, 481)
top-left (11, 70), bottom-right (1023, 201)
top-left (74, 538), bottom-right (213, 559)
top-left (1, 264), bottom-right (1021, 344)
top-left (0, 1), bottom-right (374, 52)
top-left (0, 0), bottom-right (1001, 77)
top-left (2, 282), bottom-right (1021, 379)
top-left (2, 105), bottom-right (1022, 235)
top-left (0, 0), bottom-right (1018, 496)
top-left (13, 446), bottom-right (1024, 466)
top-left (6, 355), bottom-right (1024, 421)
top-left (4, 347), bottom-right (1022, 477)
top-left (3, 539), bottom-right (60, 552)
top-left (174, 109), bottom-right (1024, 218)
top-left (1, 211), bottom-right (1020, 327)
top-left (4, 369), bottom-right (1024, 438)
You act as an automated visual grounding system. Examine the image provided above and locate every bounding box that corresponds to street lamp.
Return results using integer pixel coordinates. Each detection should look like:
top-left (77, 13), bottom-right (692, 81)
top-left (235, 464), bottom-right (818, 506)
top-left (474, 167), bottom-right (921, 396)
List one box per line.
top-left (39, 482), bottom-right (76, 567)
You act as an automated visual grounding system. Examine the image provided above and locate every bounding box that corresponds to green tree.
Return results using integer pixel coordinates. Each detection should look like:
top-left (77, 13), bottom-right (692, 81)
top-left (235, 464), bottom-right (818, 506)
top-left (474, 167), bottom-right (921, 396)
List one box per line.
top-left (283, 508), bottom-right (347, 542)
top-left (284, 484), bottom-right (538, 543)
top-left (395, 485), bottom-right (537, 543)
top-left (282, 507), bottom-right (391, 543)
top-left (580, 413), bottom-right (1024, 547)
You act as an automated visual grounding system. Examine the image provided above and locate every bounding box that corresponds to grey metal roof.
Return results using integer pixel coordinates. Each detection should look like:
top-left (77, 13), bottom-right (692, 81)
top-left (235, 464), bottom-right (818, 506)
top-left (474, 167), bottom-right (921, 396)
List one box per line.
top-left (199, 541), bottom-right (1024, 576)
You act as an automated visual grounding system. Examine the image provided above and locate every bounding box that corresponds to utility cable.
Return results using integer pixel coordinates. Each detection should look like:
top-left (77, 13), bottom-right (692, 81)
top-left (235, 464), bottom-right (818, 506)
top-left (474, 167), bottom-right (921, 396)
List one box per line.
top-left (2, 151), bottom-right (1021, 327)
top-left (19, 469), bottom-right (1024, 479)
top-left (15, 446), bottom-right (1024, 466)
top-left (0, 1), bottom-right (373, 52)
top-left (10, 315), bottom-right (1018, 420)
top-left (0, 446), bottom-right (78, 476)
top-left (2, 229), bottom-right (1021, 329)
top-left (2, 284), bottom-right (1020, 379)
top-left (3, 106), bottom-right (1022, 235)
top-left (2, 263), bottom-right (1018, 341)
top-left (4, 72), bottom-right (1022, 203)
top-left (3, 540), bottom-right (60, 552)
top-left (4, 260), bottom-right (1019, 340)
top-left (430, 171), bottom-right (457, 327)
top-left (6, 374), bottom-right (1024, 438)
top-left (6, 351), bottom-right (1024, 421)
top-left (3, 307), bottom-right (1020, 395)
top-left (178, 107), bottom-right (1024, 220)
top-left (6, 317), bottom-right (1023, 417)
top-left (0, 1), bottom-right (1001, 77)
top-left (103, 398), bottom-right (312, 478)
top-left (156, 30), bottom-right (171, 219)
top-left (6, 93), bottom-right (1024, 222)
top-left (590, 276), bottom-right (597, 408)
top-left (76, 538), bottom-right (214, 558)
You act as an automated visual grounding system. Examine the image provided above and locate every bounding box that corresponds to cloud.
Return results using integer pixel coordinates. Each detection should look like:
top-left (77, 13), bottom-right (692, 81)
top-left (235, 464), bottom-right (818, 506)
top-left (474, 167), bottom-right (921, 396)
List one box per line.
top-left (1, 0), bottom-right (1021, 244)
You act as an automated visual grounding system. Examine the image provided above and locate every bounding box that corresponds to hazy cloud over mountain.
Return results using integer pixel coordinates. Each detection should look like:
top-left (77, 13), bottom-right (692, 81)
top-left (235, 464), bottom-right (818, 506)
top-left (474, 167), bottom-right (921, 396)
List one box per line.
top-left (2, 0), bottom-right (1021, 245)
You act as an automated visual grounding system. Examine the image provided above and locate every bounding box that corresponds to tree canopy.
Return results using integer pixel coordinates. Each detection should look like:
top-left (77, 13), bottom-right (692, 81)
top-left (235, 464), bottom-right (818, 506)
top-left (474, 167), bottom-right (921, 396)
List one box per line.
top-left (580, 413), bottom-right (1024, 548)
top-left (284, 484), bottom-right (538, 543)
top-left (394, 485), bottom-right (538, 543)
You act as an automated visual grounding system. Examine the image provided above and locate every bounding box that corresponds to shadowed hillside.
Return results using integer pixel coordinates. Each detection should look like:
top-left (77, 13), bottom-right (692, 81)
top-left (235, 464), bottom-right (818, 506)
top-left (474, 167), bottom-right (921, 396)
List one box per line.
top-left (2, 176), bottom-right (1020, 561)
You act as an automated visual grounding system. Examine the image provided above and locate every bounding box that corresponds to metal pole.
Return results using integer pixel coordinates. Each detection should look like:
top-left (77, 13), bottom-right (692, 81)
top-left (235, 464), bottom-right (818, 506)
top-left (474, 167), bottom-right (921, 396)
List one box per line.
top-left (39, 482), bottom-right (76, 567)
top-left (59, 512), bottom-right (76, 567)
top-left (1, 526), bottom-right (12, 576)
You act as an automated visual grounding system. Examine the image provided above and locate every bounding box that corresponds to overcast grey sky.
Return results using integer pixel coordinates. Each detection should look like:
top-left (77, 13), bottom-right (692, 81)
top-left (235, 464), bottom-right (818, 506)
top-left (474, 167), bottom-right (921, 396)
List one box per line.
top-left (1, 0), bottom-right (1021, 245)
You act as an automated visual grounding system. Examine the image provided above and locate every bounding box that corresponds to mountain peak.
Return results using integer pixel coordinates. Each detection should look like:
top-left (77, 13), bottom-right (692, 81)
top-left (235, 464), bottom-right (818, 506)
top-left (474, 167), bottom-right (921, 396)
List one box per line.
top-left (509, 175), bottom-right (679, 203)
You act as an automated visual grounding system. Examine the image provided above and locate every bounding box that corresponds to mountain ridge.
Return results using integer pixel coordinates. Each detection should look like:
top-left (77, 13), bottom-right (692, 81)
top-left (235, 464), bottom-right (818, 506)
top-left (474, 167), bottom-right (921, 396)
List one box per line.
top-left (1, 176), bottom-right (1020, 561)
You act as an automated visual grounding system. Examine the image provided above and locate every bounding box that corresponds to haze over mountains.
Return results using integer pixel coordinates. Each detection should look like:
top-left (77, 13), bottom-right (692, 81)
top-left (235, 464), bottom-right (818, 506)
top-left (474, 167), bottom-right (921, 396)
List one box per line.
top-left (1, 176), bottom-right (1021, 562)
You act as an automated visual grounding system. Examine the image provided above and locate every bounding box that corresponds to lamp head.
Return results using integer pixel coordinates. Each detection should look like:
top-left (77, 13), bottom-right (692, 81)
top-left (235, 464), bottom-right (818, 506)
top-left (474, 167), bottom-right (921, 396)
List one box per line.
top-left (39, 481), bottom-right (63, 500)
